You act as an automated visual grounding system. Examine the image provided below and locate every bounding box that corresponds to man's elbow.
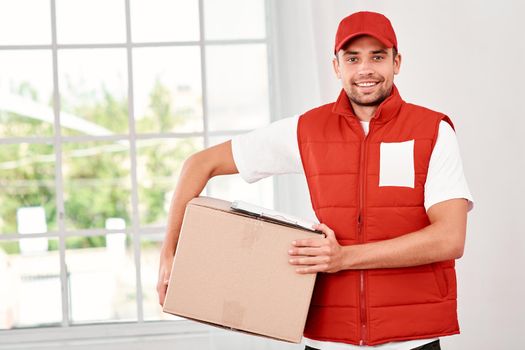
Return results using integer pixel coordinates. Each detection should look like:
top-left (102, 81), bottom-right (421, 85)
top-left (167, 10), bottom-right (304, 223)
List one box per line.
top-left (438, 229), bottom-right (465, 260)
top-left (450, 234), bottom-right (466, 259)
top-left (453, 244), bottom-right (464, 259)
top-left (428, 198), bottom-right (468, 261)
top-left (181, 152), bottom-right (214, 180)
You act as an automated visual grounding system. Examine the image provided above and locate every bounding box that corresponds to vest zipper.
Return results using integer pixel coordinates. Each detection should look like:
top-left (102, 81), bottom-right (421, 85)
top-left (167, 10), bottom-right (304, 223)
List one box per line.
top-left (358, 121), bottom-right (372, 346)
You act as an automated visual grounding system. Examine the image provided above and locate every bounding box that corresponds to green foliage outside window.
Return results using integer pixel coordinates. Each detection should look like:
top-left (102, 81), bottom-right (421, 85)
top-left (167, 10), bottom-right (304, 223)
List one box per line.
top-left (0, 78), bottom-right (200, 254)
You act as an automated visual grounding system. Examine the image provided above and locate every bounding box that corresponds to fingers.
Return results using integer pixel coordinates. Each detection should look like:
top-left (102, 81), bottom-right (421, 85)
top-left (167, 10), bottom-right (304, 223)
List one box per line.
top-left (289, 222), bottom-right (340, 274)
top-left (292, 237), bottom-right (326, 247)
top-left (289, 255), bottom-right (328, 274)
top-left (288, 246), bottom-right (323, 256)
top-left (295, 264), bottom-right (329, 274)
top-left (289, 255), bottom-right (329, 266)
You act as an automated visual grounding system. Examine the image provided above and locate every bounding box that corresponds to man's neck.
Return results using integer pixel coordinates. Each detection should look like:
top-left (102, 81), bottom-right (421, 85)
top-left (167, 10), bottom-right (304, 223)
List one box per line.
top-left (350, 102), bottom-right (378, 122)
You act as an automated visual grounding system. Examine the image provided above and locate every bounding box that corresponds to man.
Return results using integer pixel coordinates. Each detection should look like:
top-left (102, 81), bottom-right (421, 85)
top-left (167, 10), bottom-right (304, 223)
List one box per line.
top-left (158, 11), bottom-right (473, 350)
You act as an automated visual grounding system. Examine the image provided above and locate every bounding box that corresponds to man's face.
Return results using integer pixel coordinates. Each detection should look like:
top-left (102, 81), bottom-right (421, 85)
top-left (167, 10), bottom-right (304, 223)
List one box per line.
top-left (333, 35), bottom-right (401, 107)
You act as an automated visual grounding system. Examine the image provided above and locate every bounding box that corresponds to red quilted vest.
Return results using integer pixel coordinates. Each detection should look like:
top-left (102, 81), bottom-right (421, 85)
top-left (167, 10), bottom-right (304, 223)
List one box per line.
top-left (297, 85), bottom-right (459, 346)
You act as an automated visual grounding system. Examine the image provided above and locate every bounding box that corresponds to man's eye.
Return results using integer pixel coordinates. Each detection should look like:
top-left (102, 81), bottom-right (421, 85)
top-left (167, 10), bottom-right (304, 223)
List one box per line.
top-left (373, 56), bottom-right (384, 61)
top-left (347, 57), bottom-right (358, 63)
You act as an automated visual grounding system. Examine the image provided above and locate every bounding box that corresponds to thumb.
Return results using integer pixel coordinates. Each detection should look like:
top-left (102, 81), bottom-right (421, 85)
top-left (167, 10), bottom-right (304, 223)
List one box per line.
top-left (315, 223), bottom-right (335, 238)
top-left (157, 270), bottom-right (171, 306)
top-left (163, 270), bottom-right (171, 286)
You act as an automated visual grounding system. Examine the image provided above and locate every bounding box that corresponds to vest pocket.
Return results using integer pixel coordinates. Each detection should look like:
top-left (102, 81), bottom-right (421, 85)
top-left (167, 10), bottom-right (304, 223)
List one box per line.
top-left (379, 140), bottom-right (415, 188)
top-left (431, 262), bottom-right (449, 298)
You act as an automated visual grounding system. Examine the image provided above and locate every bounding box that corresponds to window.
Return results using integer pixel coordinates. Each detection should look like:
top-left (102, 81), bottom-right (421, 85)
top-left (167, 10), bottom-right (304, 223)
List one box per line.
top-left (0, 0), bottom-right (273, 332)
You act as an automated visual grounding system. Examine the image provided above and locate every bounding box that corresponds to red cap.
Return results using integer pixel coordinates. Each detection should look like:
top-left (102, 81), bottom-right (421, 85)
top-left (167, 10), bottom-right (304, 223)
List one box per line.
top-left (334, 11), bottom-right (397, 54)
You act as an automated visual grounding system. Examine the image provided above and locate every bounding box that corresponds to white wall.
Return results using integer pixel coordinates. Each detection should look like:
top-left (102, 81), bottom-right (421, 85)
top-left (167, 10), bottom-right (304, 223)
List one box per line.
top-left (272, 1), bottom-right (525, 349)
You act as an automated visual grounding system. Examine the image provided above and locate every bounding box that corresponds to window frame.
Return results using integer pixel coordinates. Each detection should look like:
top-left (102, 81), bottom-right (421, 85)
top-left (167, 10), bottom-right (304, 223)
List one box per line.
top-left (0, 0), bottom-right (277, 342)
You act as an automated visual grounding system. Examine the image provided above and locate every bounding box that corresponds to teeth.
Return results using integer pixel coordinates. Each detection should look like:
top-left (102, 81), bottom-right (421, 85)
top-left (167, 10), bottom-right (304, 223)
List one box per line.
top-left (357, 82), bottom-right (378, 87)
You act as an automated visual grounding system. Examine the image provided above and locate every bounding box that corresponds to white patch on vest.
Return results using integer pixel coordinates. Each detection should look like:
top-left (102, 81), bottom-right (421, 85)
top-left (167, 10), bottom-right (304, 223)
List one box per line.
top-left (379, 139), bottom-right (415, 188)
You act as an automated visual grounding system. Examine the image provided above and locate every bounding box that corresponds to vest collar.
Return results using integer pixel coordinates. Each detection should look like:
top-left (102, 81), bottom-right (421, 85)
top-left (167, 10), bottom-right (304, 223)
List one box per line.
top-left (331, 84), bottom-right (404, 124)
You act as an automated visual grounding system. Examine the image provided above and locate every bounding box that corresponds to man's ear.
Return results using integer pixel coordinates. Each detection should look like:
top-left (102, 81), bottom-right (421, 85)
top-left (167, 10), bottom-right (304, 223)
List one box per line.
top-left (394, 53), bottom-right (402, 75)
top-left (332, 56), bottom-right (342, 79)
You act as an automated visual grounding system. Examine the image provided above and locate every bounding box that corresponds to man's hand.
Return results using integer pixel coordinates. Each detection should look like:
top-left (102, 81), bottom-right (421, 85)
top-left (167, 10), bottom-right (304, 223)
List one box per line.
top-left (288, 199), bottom-right (469, 273)
top-left (157, 250), bottom-right (174, 306)
top-left (288, 223), bottom-right (347, 274)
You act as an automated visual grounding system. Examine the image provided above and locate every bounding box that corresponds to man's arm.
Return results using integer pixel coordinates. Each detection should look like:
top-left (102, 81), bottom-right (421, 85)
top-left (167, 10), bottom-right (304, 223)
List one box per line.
top-left (288, 198), bottom-right (468, 273)
top-left (157, 141), bottom-right (238, 305)
top-left (158, 116), bottom-right (301, 303)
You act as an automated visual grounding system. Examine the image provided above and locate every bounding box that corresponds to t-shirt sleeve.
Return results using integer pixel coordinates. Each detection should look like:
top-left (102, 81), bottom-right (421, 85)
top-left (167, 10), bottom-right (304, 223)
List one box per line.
top-left (231, 115), bottom-right (303, 183)
top-left (425, 120), bottom-right (474, 212)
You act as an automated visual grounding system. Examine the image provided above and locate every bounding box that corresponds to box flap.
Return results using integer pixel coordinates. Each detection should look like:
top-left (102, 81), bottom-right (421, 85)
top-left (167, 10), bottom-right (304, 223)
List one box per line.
top-left (188, 196), bottom-right (233, 213)
top-left (231, 200), bottom-right (318, 232)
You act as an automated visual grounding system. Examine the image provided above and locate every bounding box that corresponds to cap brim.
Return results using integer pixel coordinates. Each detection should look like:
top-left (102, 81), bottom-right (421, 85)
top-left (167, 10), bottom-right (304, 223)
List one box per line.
top-left (335, 31), bottom-right (394, 54)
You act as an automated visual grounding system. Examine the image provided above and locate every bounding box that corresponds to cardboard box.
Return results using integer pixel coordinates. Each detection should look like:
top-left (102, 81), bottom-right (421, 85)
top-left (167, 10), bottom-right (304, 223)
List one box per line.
top-left (163, 196), bottom-right (320, 343)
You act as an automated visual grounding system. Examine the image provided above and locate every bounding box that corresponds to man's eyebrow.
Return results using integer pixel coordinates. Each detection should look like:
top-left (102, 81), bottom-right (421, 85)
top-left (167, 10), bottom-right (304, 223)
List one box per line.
top-left (342, 49), bottom-right (388, 55)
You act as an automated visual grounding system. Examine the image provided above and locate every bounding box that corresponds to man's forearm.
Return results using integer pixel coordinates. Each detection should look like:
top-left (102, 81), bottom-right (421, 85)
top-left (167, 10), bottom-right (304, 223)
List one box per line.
top-left (161, 155), bottom-right (213, 256)
top-left (342, 223), bottom-right (463, 270)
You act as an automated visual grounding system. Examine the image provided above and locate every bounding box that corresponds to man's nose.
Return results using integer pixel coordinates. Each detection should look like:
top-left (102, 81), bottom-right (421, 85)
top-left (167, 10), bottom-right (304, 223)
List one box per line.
top-left (357, 60), bottom-right (374, 76)
top-left (357, 61), bottom-right (375, 76)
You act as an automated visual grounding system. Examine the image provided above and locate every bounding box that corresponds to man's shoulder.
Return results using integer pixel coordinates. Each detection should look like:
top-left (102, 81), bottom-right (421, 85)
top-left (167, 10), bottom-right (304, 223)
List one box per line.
top-left (297, 102), bottom-right (338, 132)
top-left (403, 102), bottom-right (448, 119)
top-left (401, 101), bottom-right (454, 130)
top-left (300, 101), bottom-right (337, 118)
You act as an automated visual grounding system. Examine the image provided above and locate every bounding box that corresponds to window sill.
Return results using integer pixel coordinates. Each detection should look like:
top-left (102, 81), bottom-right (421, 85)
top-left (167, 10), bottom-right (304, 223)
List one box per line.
top-left (0, 320), bottom-right (212, 349)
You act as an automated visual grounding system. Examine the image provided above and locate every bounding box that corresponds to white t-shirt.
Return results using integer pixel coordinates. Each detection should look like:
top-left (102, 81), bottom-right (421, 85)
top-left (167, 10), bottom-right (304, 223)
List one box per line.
top-left (231, 115), bottom-right (474, 350)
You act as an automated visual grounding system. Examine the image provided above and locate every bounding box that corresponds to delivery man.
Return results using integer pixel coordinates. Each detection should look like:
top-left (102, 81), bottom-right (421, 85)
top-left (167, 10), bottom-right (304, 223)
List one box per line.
top-left (157, 11), bottom-right (473, 350)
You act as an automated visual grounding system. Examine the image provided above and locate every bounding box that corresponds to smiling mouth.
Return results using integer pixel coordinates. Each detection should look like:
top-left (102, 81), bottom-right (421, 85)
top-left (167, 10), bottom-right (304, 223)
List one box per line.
top-left (355, 81), bottom-right (379, 87)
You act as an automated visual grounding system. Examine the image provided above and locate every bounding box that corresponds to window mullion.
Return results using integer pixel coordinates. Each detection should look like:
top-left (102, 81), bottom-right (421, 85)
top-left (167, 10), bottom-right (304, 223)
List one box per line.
top-left (264, 0), bottom-right (279, 210)
top-left (124, 0), bottom-right (144, 323)
top-left (198, 0), bottom-right (209, 151)
top-left (198, 0), bottom-right (211, 198)
top-left (50, 0), bottom-right (70, 328)
top-left (0, 38), bottom-right (268, 51)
